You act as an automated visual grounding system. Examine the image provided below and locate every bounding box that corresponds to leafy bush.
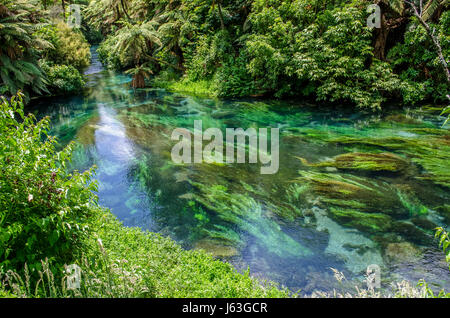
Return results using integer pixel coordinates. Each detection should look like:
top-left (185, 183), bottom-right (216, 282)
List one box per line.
top-left (97, 35), bottom-right (122, 70)
top-left (388, 12), bottom-right (450, 104)
top-left (0, 93), bottom-right (96, 274)
top-left (213, 52), bottom-right (256, 98)
top-left (36, 22), bottom-right (91, 71)
top-left (40, 61), bottom-right (85, 94)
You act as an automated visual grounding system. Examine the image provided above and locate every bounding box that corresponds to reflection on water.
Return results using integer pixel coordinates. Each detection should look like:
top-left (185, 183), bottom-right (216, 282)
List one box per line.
top-left (28, 48), bottom-right (450, 294)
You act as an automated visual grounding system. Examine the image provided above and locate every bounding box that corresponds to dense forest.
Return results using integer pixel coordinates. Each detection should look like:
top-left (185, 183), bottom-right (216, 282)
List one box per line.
top-left (0, 0), bottom-right (450, 299)
top-left (1, 0), bottom-right (449, 108)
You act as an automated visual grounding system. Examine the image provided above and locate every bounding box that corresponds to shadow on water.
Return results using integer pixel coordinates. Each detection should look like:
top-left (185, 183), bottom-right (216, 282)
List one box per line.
top-left (27, 47), bottom-right (450, 294)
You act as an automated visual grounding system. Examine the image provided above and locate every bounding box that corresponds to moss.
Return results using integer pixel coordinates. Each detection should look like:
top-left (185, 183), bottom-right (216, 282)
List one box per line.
top-left (152, 78), bottom-right (216, 98)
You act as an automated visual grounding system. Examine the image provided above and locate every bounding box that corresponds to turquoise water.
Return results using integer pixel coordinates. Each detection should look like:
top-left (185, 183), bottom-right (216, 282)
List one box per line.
top-left (28, 48), bottom-right (450, 294)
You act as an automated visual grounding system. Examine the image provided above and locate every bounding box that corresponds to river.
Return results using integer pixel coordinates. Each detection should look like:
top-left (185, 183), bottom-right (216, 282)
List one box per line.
top-left (28, 47), bottom-right (450, 294)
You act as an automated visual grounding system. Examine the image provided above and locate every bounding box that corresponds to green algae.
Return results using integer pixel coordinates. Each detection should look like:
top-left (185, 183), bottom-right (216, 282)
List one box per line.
top-left (292, 122), bottom-right (450, 188)
top-left (328, 208), bottom-right (393, 234)
top-left (384, 114), bottom-right (424, 125)
top-left (390, 221), bottom-right (432, 245)
top-left (194, 238), bottom-right (240, 258)
top-left (297, 152), bottom-right (409, 173)
top-left (188, 180), bottom-right (312, 258)
top-left (295, 171), bottom-right (406, 218)
top-left (397, 189), bottom-right (430, 217)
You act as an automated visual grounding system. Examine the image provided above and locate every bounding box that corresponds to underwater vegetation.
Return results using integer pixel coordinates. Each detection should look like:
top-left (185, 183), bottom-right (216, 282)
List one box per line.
top-left (297, 123), bottom-right (450, 188)
top-left (110, 95), bottom-right (450, 286)
top-left (297, 152), bottom-right (410, 173)
top-left (30, 64), bottom-right (450, 291)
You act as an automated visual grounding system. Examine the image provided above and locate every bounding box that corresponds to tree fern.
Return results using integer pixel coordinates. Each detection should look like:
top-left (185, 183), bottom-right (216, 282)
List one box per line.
top-left (0, 0), bottom-right (49, 98)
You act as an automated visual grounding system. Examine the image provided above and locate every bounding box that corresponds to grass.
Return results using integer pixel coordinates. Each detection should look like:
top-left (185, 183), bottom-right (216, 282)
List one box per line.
top-left (152, 78), bottom-right (216, 98)
top-left (0, 209), bottom-right (292, 298)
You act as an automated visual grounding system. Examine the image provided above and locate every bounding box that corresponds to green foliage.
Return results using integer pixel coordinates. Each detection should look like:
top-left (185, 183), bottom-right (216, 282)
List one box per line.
top-left (34, 21), bottom-right (91, 71)
top-left (0, 93), bottom-right (96, 273)
top-left (0, 1), bottom-right (91, 99)
top-left (290, 4), bottom-right (408, 109)
top-left (154, 78), bottom-right (215, 97)
top-left (51, 22), bottom-right (91, 70)
top-left (388, 12), bottom-right (450, 104)
top-left (112, 20), bottom-right (161, 68)
top-left (435, 227), bottom-right (450, 269)
top-left (1, 214), bottom-right (291, 298)
top-left (0, 0), bottom-right (49, 98)
top-left (89, 0), bottom-right (449, 108)
top-left (39, 61), bottom-right (85, 94)
top-left (97, 35), bottom-right (122, 70)
top-left (213, 51), bottom-right (256, 97)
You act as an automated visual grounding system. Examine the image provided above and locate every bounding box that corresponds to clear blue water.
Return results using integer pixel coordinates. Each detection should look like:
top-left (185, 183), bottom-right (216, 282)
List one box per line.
top-left (28, 47), bottom-right (450, 294)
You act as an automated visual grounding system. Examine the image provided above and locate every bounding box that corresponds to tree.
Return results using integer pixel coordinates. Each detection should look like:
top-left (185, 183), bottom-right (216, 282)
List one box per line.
top-left (0, 0), bottom-right (48, 98)
top-left (157, 3), bottom-right (194, 70)
top-left (211, 0), bottom-right (225, 30)
top-left (112, 20), bottom-right (162, 87)
top-left (125, 63), bottom-right (153, 88)
top-left (404, 0), bottom-right (450, 83)
top-left (372, 0), bottom-right (408, 60)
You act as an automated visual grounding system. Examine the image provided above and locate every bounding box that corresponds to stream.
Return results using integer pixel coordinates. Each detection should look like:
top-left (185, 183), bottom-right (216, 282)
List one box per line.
top-left (29, 47), bottom-right (450, 294)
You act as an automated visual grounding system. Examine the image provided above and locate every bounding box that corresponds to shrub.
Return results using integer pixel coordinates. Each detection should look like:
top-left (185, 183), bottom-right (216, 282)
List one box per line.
top-left (0, 93), bottom-right (96, 274)
top-left (36, 22), bottom-right (91, 71)
top-left (97, 35), bottom-right (122, 70)
top-left (40, 61), bottom-right (85, 94)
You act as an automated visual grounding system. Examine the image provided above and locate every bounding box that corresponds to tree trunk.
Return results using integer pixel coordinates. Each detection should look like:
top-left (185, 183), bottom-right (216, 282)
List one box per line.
top-left (132, 73), bottom-right (145, 88)
top-left (174, 43), bottom-right (185, 71)
top-left (61, 0), bottom-right (66, 19)
top-left (419, 19), bottom-right (450, 83)
top-left (217, 2), bottom-right (225, 30)
top-left (373, 13), bottom-right (388, 60)
top-left (120, 0), bottom-right (131, 20)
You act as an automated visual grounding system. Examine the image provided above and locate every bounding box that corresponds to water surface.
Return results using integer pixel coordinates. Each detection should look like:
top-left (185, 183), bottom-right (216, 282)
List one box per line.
top-left (29, 48), bottom-right (450, 294)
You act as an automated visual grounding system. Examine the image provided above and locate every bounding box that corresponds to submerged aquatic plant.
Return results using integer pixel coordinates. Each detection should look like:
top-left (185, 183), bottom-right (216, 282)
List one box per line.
top-left (297, 152), bottom-right (410, 173)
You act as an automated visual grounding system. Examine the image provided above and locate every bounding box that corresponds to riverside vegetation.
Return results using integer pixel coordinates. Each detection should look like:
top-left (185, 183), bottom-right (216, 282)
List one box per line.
top-left (0, 0), bottom-right (449, 298)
